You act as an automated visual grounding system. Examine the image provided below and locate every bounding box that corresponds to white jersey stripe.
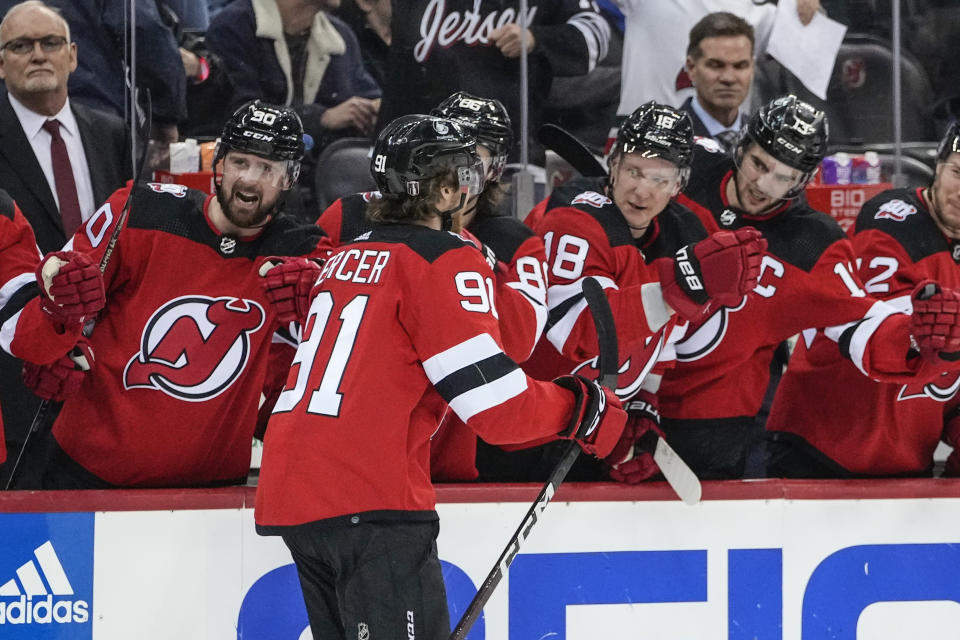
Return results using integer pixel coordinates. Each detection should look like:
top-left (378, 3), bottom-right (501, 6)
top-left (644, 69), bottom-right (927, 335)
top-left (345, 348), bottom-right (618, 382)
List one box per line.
top-left (422, 333), bottom-right (503, 385)
top-left (448, 367), bottom-right (528, 422)
top-left (546, 276), bottom-right (617, 353)
top-left (825, 299), bottom-right (904, 376)
top-left (0, 271), bottom-right (35, 310)
top-left (0, 308), bottom-right (24, 355)
top-left (35, 540), bottom-right (73, 595)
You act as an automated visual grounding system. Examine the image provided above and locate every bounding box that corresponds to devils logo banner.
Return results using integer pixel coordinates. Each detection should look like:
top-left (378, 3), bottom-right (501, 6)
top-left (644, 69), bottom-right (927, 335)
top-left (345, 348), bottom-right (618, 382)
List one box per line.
top-left (124, 295), bottom-right (265, 401)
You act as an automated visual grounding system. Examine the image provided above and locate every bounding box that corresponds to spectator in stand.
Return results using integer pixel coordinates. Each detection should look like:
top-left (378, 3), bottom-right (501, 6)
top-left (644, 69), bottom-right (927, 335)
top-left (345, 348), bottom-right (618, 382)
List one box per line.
top-left (0, 0), bottom-right (188, 144)
top-left (766, 123), bottom-right (960, 478)
top-left (0, 0), bottom-right (129, 487)
top-left (207, 0), bottom-right (381, 149)
top-left (0, 192), bottom-right (106, 479)
top-left (613, 0), bottom-right (819, 123)
top-left (333, 0), bottom-right (390, 90)
top-left (378, 0), bottom-right (611, 164)
top-left (680, 12), bottom-right (755, 154)
top-left (9, 101), bottom-right (330, 490)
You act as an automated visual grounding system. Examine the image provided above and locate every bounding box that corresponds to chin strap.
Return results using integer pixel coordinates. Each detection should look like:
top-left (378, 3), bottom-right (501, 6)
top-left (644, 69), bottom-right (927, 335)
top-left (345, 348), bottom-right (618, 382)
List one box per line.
top-left (432, 189), bottom-right (469, 231)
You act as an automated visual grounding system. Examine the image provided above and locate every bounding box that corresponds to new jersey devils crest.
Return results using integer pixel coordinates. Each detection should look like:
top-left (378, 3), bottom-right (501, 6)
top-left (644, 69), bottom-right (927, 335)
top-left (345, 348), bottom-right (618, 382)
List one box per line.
top-left (124, 296), bottom-right (266, 401)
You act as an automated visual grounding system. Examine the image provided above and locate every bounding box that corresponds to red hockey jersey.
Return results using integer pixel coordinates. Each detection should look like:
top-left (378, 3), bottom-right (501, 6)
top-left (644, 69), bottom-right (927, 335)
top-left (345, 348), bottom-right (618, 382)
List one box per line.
top-left (659, 146), bottom-right (906, 421)
top-left (523, 177), bottom-right (707, 400)
top-left (317, 192), bottom-right (550, 481)
top-left (49, 182), bottom-right (328, 486)
top-left (768, 187), bottom-right (960, 475)
top-left (255, 224), bottom-right (578, 528)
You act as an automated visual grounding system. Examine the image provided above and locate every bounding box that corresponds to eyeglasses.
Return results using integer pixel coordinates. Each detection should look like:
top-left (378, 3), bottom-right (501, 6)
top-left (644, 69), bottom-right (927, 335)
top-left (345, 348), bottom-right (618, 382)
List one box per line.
top-left (0, 36), bottom-right (68, 56)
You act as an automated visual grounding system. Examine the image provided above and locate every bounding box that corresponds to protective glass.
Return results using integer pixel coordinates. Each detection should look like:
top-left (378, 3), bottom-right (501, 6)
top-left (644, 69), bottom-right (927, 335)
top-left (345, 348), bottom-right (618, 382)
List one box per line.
top-left (1, 35), bottom-right (68, 55)
top-left (456, 155), bottom-right (485, 196)
top-left (220, 153), bottom-right (294, 190)
top-left (618, 164), bottom-right (683, 193)
top-left (736, 147), bottom-right (806, 200)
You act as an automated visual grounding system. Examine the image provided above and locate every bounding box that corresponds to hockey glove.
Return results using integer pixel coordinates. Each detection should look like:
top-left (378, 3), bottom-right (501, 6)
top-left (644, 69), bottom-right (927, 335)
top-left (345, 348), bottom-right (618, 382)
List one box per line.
top-left (909, 280), bottom-right (960, 364)
top-left (22, 338), bottom-right (94, 401)
top-left (604, 390), bottom-right (664, 484)
top-left (942, 409), bottom-right (960, 477)
top-left (36, 251), bottom-right (105, 326)
top-left (658, 228), bottom-right (766, 321)
top-left (553, 374), bottom-right (627, 459)
top-left (259, 257), bottom-right (323, 324)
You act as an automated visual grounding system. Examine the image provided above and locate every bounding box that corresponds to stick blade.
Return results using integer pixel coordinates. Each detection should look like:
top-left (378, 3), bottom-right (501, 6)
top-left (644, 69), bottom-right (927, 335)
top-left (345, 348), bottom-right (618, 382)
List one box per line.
top-left (654, 437), bottom-right (702, 505)
top-left (537, 124), bottom-right (608, 178)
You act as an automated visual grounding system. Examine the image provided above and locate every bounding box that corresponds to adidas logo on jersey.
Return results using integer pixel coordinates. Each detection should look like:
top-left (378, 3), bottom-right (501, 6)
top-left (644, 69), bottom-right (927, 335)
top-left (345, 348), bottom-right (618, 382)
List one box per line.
top-left (874, 199), bottom-right (917, 222)
top-left (0, 541), bottom-right (89, 625)
top-left (572, 191), bottom-right (612, 208)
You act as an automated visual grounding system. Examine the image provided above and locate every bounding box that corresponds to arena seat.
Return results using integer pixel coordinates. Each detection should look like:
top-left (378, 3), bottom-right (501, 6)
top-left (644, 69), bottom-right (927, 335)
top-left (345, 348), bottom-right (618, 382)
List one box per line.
top-left (313, 137), bottom-right (376, 213)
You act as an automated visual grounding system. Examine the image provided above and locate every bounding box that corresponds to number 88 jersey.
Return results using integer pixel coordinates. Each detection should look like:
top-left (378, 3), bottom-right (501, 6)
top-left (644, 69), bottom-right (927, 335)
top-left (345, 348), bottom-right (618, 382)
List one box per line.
top-left (255, 223), bottom-right (579, 530)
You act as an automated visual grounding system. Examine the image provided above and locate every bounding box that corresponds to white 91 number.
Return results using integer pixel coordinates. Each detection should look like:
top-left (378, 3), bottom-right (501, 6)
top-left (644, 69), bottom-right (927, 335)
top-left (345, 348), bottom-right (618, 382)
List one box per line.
top-left (456, 272), bottom-right (498, 318)
top-left (373, 154), bottom-right (387, 173)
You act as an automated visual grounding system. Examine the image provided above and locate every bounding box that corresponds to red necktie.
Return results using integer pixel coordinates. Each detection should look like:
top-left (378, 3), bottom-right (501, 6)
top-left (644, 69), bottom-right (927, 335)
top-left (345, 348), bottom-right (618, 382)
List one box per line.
top-left (42, 119), bottom-right (82, 237)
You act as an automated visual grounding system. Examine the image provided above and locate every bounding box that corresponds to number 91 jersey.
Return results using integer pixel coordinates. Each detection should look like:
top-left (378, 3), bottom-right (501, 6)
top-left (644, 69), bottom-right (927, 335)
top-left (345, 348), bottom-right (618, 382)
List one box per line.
top-left (255, 224), bottom-right (576, 530)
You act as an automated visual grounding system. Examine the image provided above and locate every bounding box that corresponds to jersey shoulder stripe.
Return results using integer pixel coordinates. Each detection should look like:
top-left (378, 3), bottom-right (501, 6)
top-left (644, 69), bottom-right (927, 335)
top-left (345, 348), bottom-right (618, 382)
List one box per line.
top-left (763, 204), bottom-right (847, 272)
top-left (469, 214), bottom-right (534, 263)
top-left (0, 188), bottom-right (15, 221)
top-left (359, 223), bottom-right (473, 263)
top-left (854, 188), bottom-right (947, 263)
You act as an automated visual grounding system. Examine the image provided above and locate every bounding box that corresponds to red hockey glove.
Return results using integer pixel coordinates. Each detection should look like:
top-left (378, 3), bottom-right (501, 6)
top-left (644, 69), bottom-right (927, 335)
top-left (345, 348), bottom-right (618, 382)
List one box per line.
top-left (22, 338), bottom-right (94, 401)
top-left (942, 409), bottom-right (960, 477)
top-left (36, 251), bottom-right (105, 326)
top-left (909, 281), bottom-right (960, 364)
top-left (658, 228), bottom-right (767, 321)
top-left (604, 391), bottom-right (664, 484)
top-left (259, 257), bottom-right (323, 324)
top-left (553, 374), bottom-right (627, 459)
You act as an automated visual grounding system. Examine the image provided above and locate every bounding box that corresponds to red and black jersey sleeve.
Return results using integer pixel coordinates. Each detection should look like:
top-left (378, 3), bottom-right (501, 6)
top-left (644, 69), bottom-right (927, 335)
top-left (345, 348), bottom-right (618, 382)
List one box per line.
top-left (0, 191), bottom-right (82, 365)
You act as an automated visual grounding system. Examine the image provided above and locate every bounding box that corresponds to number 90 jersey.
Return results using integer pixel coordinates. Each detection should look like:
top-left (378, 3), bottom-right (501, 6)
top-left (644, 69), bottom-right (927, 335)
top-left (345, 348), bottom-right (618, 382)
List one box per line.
top-left (255, 224), bottom-right (577, 530)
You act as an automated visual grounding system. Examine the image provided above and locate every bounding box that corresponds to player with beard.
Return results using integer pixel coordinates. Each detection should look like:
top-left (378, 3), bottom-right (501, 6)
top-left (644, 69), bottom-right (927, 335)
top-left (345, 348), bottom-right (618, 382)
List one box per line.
top-left (657, 95), bottom-right (960, 480)
top-left (11, 100), bottom-right (330, 489)
top-left (766, 123), bottom-right (960, 478)
top-left (314, 92), bottom-right (549, 480)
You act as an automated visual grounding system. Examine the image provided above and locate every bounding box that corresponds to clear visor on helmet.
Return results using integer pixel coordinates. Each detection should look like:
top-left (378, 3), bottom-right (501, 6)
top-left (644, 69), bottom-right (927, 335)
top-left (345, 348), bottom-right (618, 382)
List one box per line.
top-left (736, 145), bottom-right (808, 200)
top-left (218, 149), bottom-right (299, 190)
top-left (457, 155), bottom-right (486, 196)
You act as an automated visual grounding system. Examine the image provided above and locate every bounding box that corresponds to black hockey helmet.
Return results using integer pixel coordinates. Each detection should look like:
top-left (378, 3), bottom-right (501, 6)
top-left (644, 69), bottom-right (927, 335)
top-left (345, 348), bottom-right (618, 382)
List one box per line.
top-left (215, 100), bottom-right (305, 185)
top-left (937, 121), bottom-right (960, 164)
top-left (610, 101), bottom-right (694, 186)
top-left (371, 114), bottom-right (484, 200)
top-left (431, 91), bottom-right (513, 181)
top-left (738, 95), bottom-right (828, 196)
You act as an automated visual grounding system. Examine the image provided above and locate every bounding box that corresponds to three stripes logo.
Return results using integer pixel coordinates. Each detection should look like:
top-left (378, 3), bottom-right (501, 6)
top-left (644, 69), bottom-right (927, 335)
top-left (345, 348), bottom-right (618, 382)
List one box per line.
top-left (0, 541), bottom-right (89, 625)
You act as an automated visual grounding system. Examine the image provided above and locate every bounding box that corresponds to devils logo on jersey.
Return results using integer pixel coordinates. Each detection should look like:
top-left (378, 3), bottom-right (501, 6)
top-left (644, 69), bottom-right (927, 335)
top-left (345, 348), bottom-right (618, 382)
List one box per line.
top-left (897, 371), bottom-right (960, 402)
top-left (571, 333), bottom-right (665, 400)
top-left (124, 295), bottom-right (266, 401)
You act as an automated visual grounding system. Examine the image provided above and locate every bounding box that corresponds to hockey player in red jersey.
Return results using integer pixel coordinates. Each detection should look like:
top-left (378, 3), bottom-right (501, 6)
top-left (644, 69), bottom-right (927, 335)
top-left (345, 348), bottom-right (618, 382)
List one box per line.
top-left (316, 92), bottom-right (549, 481)
top-left (660, 95), bottom-right (956, 480)
top-left (255, 114), bottom-right (628, 640)
top-left (12, 101), bottom-right (329, 489)
top-left (766, 122), bottom-right (960, 477)
top-left (512, 101), bottom-right (766, 483)
top-left (0, 193), bottom-right (105, 470)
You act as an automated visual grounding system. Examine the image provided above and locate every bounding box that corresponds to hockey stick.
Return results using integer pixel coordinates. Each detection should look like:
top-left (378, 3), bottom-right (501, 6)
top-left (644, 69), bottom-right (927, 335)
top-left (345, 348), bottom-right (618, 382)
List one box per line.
top-left (448, 276), bottom-right (616, 640)
top-left (537, 123), bottom-right (608, 178)
top-left (4, 92), bottom-right (152, 491)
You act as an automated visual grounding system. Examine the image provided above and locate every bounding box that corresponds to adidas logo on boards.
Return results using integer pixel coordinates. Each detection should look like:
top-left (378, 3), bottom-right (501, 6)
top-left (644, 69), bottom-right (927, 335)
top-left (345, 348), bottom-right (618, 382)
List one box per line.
top-left (0, 541), bottom-right (89, 624)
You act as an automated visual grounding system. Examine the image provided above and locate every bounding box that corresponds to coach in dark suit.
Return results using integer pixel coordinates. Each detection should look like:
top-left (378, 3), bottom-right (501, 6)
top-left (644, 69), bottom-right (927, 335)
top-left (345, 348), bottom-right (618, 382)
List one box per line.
top-left (679, 12), bottom-right (755, 154)
top-left (0, 1), bottom-right (128, 485)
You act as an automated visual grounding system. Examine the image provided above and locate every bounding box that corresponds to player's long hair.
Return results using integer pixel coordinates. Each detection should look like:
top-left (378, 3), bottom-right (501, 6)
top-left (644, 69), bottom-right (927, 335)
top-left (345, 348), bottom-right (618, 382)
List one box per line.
top-left (473, 182), bottom-right (506, 219)
top-left (367, 170), bottom-right (457, 224)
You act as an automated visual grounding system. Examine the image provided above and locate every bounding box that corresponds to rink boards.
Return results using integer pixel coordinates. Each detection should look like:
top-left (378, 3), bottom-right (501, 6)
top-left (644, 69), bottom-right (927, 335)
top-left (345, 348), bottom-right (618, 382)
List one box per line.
top-left (1, 480), bottom-right (960, 639)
